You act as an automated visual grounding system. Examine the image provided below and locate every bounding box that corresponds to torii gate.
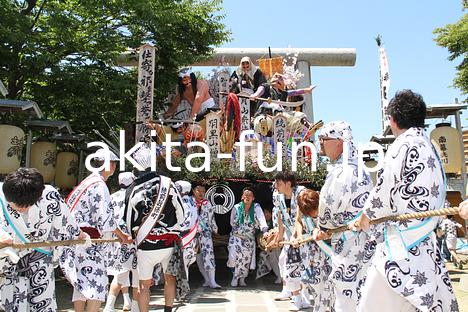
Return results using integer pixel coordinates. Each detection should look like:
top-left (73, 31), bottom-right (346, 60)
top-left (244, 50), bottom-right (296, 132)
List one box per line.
top-left (117, 47), bottom-right (356, 123)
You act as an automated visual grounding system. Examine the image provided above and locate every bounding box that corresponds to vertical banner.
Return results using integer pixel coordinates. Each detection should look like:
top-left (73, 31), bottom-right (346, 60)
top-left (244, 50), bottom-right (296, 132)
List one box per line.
top-left (205, 112), bottom-right (221, 157)
top-left (379, 47), bottom-right (390, 132)
top-left (238, 91), bottom-right (251, 132)
top-left (136, 44), bottom-right (155, 142)
top-left (218, 71), bottom-right (230, 111)
top-left (273, 114), bottom-right (288, 159)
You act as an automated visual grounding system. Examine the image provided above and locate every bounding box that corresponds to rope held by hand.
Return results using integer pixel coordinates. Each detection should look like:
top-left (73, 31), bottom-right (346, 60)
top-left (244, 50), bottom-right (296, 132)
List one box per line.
top-left (280, 207), bottom-right (460, 247)
top-left (0, 238), bottom-right (120, 250)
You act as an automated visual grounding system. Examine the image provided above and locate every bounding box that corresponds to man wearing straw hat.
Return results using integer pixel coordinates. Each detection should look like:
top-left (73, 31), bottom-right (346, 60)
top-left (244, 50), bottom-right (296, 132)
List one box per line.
top-left (315, 120), bottom-right (374, 312)
top-left (353, 90), bottom-right (459, 311)
top-left (61, 149), bottom-right (132, 312)
top-left (0, 167), bottom-right (89, 311)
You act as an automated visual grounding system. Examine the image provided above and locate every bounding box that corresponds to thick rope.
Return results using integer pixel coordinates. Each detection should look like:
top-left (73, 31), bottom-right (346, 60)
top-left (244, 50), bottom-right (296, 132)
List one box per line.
top-left (270, 207), bottom-right (460, 248)
top-left (0, 238), bottom-right (120, 250)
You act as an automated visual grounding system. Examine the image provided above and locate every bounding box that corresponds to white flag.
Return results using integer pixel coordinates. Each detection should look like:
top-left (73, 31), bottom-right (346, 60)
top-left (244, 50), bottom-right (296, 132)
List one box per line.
top-left (379, 47), bottom-right (390, 132)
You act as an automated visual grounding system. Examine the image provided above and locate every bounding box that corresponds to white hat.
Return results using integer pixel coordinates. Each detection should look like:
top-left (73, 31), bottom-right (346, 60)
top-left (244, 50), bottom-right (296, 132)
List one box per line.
top-left (118, 172), bottom-right (134, 187)
top-left (318, 121), bottom-right (353, 141)
top-left (92, 148), bottom-right (119, 161)
top-left (131, 143), bottom-right (152, 170)
top-left (175, 180), bottom-right (192, 195)
top-left (178, 67), bottom-right (192, 78)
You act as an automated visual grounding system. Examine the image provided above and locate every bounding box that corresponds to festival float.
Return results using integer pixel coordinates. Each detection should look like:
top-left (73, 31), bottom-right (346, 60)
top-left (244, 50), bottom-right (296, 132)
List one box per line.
top-left (137, 48), bottom-right (328, 236)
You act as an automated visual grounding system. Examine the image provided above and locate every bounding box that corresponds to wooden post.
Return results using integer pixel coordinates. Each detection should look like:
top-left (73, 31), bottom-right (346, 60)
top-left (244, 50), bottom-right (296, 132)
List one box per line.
top-left (205, 112), bottom-right (221, 157)
top-left (273, 114), bottom-right (288, 159)
top-left (136, 44), bottom-right (156, 142)
top-left (238, 91), bottom-right (251, 132)
top-left (218, 71), bottom-right (230, 112)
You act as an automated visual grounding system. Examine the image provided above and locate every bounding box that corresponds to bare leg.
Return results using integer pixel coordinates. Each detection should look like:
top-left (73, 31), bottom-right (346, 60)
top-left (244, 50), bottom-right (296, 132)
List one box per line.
top-left (122, 286), bottom-right (132, 310)
top-left (73, 288), bottom-right (87, 312)
top-left (164, 274), bottom-right (176, 308)
top-left (86, 300), bottom-right (102, 312)
top-left (104, 280), bottom-right (121, 311)
top-left (138, 279), bottom-right (152, 312)
top-left (131, 287), bottom-right (140, 312)
top-left (109, 280), bottom-right (122, 296)
top-left (74, 301), bottom-right (85, 312)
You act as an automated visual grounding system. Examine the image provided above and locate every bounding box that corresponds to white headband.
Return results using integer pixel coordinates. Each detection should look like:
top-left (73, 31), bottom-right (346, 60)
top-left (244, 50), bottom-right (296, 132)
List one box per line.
top-left (92, 148), bottom-right (119, 161)
top-left (118, 172), bottom-right (135, 187)
top-left (318, 120), bottom-right (353, 141)
top-left (178, 67), bottom-right (192, 78)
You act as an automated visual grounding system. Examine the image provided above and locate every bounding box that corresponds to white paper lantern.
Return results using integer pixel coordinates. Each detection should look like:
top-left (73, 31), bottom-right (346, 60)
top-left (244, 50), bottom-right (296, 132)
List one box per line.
top-left (31, 141), bottom-right (57, 183)
top-left (55, 152), bottom-right (79, 189)
top-left (430, 123), bottom-right (462, 174)
top-left (0, 125), bottom-right (25, 174)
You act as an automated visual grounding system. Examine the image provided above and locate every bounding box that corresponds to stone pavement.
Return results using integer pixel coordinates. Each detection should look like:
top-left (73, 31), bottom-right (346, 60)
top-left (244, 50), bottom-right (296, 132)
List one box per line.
top-left (56, 261), bottom-right (468, 312)
top-left (56, 264), bottom-right (294, 312)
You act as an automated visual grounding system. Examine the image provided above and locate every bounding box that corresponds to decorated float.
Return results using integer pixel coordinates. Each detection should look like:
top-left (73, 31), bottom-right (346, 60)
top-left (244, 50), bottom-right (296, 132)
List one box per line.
top-left (134, 47), bottom-right (328, 236)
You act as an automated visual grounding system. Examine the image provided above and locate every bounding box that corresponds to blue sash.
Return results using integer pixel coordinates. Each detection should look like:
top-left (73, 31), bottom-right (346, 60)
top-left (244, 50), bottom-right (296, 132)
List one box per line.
top-left (303, 216), bottom-right (333, 258)
top-left (0, 197), bottom-right (52, 256)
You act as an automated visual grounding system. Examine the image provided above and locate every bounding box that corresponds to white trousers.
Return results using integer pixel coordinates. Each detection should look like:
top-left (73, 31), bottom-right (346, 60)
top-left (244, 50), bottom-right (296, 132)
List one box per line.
top-left (137, 248), bottom-right (173, 280)
top-left (112, 271), bottom-right (130, 288)
top-left (358, 265), bottom-right (416, 312)
top-left (279, 248), bottom-right (300, 292)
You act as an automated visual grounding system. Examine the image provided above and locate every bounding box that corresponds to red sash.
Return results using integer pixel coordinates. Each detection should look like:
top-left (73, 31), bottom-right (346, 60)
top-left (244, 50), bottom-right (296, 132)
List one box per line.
top-left (80, 227), bottom-right (102, 239)
top-left (66, 175), bottom-right (104, 212)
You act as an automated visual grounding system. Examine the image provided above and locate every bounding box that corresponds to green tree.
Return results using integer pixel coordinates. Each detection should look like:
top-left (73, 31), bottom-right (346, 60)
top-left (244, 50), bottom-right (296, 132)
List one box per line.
top-left (434, 8), bottom-right (468, 95)
top-left (0, 0), bottom-right (230, 135)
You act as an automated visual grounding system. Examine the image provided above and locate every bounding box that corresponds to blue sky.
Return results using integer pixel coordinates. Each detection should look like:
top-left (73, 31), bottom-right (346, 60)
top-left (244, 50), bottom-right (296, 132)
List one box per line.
top-left (208, 0), bottom-right (467, 143)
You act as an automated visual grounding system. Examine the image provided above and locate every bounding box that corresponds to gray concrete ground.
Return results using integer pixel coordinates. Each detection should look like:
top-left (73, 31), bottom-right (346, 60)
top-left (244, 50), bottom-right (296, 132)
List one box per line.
top-left (56, 261), bottom-right (468, 312)
top-left (56, 261), bottom-right (294, 312)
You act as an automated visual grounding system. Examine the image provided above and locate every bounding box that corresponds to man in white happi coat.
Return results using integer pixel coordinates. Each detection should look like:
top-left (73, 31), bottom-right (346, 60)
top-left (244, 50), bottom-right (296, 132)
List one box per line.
top-left (316, 121), bottom-right (375, 311)
top-left (192, 182), bottom-right (221, 288)
top-left (122, 144), bottom-right (187, 312)
top-left (175, 180), bottom-right (199, 279)
top-left (227, 187), bottom-right (268, 287)
top-left (61, 149), bottom-right (132, 312)
top-left (353, 90), bottom-right (459, 312)
top-left (292, 188), bottom-right (334, 312)
top-left (256, 208), bottom-right (282, 284)
top-left (271, 171), bottom-right (308, 311)
top-left (104, 172), bottom-right (135, 312)
top-left (0, 167), bottom-right (87, 311)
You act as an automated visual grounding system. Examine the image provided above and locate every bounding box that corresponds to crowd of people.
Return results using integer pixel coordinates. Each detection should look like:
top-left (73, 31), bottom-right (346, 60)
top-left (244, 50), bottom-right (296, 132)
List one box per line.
top-left (0, 67), bottom-right (467, 312)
